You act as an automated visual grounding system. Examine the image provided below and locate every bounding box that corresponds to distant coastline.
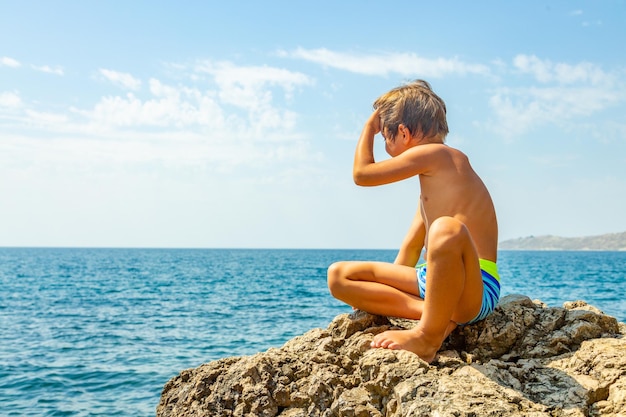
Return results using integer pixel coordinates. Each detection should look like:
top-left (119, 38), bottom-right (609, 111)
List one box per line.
top-left (499, 231), bottom-right (626, 251)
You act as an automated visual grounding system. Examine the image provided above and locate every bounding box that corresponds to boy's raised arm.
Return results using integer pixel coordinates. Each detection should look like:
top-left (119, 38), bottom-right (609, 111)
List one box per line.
top-left (352, 110), bottom-right (379, 184)
top-left (352, 110), bottom-right (437, 187)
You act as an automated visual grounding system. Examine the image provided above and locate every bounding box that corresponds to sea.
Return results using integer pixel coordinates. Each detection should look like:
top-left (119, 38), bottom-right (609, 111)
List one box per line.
top-left (1, 248), bottom-right (625, 416)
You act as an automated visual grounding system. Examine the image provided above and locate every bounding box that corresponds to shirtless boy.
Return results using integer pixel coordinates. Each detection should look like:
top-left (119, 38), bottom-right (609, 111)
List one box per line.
top-left (327, 80), bottom-right (500, 363)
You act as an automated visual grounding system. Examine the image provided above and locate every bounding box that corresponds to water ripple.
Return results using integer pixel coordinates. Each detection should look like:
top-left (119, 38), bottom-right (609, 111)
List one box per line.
top-left (0, 248), bottom-right (623, 415)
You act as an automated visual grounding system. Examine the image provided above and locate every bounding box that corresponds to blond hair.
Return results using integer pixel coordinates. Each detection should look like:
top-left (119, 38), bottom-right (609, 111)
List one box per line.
top-left (373, 80), bottom-right (449, 142)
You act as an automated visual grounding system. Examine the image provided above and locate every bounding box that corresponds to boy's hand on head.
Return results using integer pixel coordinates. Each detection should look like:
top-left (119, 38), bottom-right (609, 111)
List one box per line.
top-left (366, 109), bottom-right (381, 135)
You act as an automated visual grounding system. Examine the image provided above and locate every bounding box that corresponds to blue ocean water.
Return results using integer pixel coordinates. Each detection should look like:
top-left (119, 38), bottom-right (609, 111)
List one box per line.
top-left (1, 248), bottom-right (624, 416)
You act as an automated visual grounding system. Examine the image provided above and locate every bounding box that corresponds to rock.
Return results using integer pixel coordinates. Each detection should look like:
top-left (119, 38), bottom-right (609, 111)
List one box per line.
top-left (157, 295), bottom-right (626, 417)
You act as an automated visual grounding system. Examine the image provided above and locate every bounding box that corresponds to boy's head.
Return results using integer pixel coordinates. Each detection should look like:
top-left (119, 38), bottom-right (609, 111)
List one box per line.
top-left (373, 80), bottom-right (449, 143)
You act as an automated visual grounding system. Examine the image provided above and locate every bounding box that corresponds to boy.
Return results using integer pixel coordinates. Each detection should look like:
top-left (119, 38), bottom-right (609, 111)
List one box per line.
top-left (327, 80), bottom-right (499, 363)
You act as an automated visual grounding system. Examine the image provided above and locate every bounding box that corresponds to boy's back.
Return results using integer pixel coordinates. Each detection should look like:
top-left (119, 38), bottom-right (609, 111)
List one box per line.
top-left (415, 143), bottom-right (498, 262)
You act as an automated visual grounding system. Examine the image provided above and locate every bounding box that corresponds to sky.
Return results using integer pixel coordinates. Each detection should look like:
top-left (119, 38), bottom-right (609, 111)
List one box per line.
top-left (1, 1), bottom-right (625, 249)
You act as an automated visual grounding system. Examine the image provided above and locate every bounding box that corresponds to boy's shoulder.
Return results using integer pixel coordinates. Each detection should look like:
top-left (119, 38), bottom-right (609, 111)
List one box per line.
top-left (422, 143), bottom-right (465, 157)
top-left (407, 143), bottom-right (471, 172)
top-left (408, 142), bottom-right (457, 157)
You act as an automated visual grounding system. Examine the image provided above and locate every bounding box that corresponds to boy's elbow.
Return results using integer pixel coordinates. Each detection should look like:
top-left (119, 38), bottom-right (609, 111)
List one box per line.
top-left (353, 166), bottom-right (380, 186)
top-left (352, 170), bottom-right (369, 186)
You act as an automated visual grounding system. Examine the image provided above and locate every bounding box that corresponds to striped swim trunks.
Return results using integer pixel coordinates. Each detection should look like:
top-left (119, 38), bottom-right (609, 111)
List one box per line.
top-left (416, 259), bottom-right (501, 325)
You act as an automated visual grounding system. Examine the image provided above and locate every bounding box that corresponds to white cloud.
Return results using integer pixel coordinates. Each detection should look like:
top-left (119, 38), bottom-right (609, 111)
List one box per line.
top-left (582, 20), bottom-right (603, 27)
top-left (1, 56), bottom-right (21, 68)
top-left (12, 60), bottom-right (311, 146)
top-left (196, 60), bottom-right (312, 104)
top-left (149, 78), bottom-right (179, 97)
top-left (99, 68), bottom-right (142, 90)
top-left (0, 91), bottom-right (22, 108)
top-left (195, 60), bottom-right (312, 134)
top-left (81, 84), bottom-right (224, 130)
top-left (513, 54), bottom-right (612, 85)
top-left (197, 60), bottom-right (312, 89)
top-left (1, 60), bottom-right (318, 179)
top-left (32, 64), bottom-right (64, 75)
top-left (283, 47), bottom-right (490, 77)
top-left (488, 85), bottom-right (622, 137)
top-left (24, 109), bottom-right (69, 124)
top-left (487, 56), bottom-right (624, 137)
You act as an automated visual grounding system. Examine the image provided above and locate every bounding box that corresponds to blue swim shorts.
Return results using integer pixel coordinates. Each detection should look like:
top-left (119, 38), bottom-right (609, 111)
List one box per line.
top-left (416, 259), bottom-right (501, 325)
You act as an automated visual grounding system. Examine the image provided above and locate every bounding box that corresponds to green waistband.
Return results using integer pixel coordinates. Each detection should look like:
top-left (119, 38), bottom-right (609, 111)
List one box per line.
top-left (479, 259), bottom-right (499, 281)
top-left (417, 259), bottom-right (499, 281)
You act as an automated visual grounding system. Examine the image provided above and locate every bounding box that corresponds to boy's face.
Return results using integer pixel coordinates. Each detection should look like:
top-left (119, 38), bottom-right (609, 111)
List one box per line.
top-left (381, 124), bottom-right (404, 157)
top-left (380, 123), bottom-right (393, 156)
top-left (382, 123), bottom-right (418, 157)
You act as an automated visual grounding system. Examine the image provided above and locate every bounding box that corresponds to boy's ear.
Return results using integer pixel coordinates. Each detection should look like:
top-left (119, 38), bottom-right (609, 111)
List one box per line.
top-left (400, 124), bottom-right (425, 143)
top-left (399, 124), bottom-right (413, 143)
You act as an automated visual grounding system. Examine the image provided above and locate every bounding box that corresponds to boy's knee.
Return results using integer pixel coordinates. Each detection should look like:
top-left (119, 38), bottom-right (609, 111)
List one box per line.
top-left (327, 262), bottom-right (345, 295)
top-left (428, 217), bottom-right (469, 251)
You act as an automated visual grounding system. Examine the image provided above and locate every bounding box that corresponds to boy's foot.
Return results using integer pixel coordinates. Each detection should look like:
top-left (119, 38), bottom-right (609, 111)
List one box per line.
top-left (370, 328), bottom-right (441, 363)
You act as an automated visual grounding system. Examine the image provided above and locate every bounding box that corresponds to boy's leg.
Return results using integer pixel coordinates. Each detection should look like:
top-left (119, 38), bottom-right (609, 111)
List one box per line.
top-left (327, 261), bottom-right (425, 320)
top-left (371, 217), bottom-right (484, 362)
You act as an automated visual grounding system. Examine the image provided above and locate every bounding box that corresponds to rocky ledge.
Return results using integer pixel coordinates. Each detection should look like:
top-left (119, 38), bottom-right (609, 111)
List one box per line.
top-left (157, 295), bottom-right (626, 417)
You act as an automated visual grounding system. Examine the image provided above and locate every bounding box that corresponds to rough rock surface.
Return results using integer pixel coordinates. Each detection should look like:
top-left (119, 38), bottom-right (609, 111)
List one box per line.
top-left (157, 295), bottom-right (626, 416)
